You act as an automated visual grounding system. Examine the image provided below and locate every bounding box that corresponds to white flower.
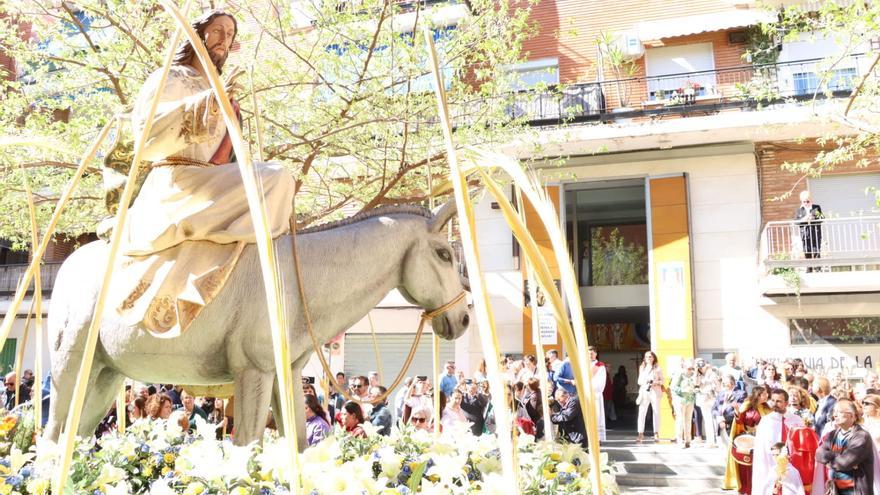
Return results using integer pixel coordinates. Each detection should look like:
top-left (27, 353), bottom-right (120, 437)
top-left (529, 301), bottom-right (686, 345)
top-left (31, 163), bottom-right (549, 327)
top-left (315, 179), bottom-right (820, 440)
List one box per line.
top-left (375, 446), bottom-right (403, 478)
top-left (87, 463), bottom-right (126, 490)
top-left (148, 479), bottom-right (177, 495)
top-left (192, 415), bottom-right (219, 441)
top-left (361, 420), bottom-right (378, 437)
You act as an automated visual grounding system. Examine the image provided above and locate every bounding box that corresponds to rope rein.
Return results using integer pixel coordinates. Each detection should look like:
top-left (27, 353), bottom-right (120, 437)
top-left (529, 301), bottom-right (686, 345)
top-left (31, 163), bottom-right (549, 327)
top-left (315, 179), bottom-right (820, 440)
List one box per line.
top-left (289, 215), bottom-right (466, 407)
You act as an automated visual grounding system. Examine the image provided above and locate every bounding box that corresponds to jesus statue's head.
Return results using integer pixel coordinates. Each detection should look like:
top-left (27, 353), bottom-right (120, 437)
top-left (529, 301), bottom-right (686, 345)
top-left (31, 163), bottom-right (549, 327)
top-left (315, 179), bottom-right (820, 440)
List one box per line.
top-left (172, 9), bottom-right (238, 75)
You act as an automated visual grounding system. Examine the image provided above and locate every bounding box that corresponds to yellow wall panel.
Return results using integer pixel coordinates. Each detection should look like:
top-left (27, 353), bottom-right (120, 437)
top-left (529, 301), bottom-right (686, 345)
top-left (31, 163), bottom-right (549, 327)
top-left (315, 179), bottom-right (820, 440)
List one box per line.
top-left (648, 175), bottom-right (696, 441)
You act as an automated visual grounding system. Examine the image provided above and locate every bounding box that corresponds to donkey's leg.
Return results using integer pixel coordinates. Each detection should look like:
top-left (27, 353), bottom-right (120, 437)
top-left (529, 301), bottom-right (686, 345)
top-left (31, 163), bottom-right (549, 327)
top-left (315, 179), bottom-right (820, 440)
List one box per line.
top-left (233, 368), bottom-right (275, 446)
top-left (77, 366), bottom-right (126, 438)
top-left (44, 318), bottom-right (93, 442)
top-left (270, 360), bottom-right (309, 452)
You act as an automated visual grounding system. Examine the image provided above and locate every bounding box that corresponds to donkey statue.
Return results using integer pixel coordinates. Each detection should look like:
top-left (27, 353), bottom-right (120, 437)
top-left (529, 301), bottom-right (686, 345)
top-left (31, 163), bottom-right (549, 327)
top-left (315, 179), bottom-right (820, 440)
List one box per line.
top-left (45, 201), bottom-right (470, 447)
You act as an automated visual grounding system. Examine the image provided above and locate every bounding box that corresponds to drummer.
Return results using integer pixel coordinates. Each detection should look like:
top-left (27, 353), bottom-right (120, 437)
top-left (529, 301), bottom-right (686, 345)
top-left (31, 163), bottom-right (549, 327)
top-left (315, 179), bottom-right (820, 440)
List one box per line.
top-left (724, 385), bottom-right (770, 494)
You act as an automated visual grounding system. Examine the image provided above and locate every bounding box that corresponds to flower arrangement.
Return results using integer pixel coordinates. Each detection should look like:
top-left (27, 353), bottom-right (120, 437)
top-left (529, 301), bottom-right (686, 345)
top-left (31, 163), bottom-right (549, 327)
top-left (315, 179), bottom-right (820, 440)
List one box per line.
top-left (0, 410), bottom-right (619, 495)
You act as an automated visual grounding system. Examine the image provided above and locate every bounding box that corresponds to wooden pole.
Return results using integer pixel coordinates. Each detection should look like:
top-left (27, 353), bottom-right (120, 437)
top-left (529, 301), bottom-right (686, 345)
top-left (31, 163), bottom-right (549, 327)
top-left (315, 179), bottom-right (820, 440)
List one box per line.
top-left (11, 309), bottom-right (31, 409)
top-left (367, 314), bottom-right (384, 387)
top-left (426, 156), bottom-right (442, 436)
top-left (23, 167), bottom-right (43, 432)
top-left (116, 385), bottom-right (126, 434)
top-left (423, 29), bottom-right (518, 492)
top-left (248, 68), bottom-right (265, 163)
top-left (159, 3), bottom-right (301, 491)
top-left (52, 3), bottom-right (193, 492)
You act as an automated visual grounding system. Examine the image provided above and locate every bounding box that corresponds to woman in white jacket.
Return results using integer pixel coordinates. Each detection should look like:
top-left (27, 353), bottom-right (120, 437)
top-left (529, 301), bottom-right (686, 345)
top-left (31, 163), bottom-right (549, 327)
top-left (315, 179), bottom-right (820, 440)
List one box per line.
top-left (636, 351), bottom-right (664, 443)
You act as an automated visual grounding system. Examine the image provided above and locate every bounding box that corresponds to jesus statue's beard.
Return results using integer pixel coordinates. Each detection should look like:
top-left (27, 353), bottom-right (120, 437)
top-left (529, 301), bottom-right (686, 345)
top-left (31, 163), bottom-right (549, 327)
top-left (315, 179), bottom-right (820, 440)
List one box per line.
top-left (210, 49), bottom-right (228, 72)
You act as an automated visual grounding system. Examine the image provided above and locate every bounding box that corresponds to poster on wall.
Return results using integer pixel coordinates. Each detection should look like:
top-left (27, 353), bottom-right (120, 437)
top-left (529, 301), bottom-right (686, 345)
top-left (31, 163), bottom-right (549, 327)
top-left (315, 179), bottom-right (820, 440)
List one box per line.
top-left (657, 261), bottom-right (686, 340)
top-left (586, 323), bottom-right (650, 352)
top-left (525, 281), bottom-right (559, 346)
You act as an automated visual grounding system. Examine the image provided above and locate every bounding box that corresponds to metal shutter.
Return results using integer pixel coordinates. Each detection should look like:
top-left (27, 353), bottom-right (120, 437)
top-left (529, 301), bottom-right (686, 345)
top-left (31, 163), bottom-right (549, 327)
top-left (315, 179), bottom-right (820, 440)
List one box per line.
top-left (343, 333), bottom-right (455, 400)
top-left (809, 174), bottom-right (880, 217)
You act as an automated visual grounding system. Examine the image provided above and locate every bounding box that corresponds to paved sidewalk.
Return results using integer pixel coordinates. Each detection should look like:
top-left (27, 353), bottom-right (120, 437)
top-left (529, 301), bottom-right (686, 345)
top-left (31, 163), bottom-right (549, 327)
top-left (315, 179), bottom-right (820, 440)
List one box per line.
top-left (605, 429), bottom-right (731, 494)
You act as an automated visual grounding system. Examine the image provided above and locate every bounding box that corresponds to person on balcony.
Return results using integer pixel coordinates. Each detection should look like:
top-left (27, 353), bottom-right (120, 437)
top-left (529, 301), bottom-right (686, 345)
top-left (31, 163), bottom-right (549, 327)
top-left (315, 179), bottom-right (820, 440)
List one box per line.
top-left (794, 191), bottom-right (823, 272)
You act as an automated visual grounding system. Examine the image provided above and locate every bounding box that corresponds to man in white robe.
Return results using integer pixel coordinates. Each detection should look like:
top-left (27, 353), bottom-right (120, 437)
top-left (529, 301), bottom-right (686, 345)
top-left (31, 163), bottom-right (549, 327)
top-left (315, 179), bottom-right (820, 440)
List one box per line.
top-left (106, 9), bottom-right (295, 336)
top-left (753, 388), bottom-right (805, 495)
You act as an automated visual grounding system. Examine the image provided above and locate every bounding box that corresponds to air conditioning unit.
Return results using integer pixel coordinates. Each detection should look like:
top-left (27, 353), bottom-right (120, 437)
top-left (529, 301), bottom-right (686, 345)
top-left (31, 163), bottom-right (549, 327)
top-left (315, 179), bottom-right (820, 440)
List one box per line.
top-left (615, 32), bottom-right (645, 60)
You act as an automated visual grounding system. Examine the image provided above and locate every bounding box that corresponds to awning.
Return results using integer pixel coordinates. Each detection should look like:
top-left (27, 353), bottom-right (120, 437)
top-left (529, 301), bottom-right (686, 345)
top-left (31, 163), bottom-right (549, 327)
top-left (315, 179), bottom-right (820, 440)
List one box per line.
top-left (635, 10), bottom-right (777, 42)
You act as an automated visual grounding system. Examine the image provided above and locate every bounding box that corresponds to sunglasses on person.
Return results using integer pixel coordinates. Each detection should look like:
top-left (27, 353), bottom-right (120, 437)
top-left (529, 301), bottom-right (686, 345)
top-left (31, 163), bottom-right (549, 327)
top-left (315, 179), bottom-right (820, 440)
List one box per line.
top-left (411, 417), bottom-right (427, 423)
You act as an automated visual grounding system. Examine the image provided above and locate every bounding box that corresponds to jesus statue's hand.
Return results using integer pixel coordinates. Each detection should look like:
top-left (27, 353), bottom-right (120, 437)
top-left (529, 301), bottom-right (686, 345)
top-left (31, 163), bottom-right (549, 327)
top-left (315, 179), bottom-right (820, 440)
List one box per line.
top-left (223, 67), bottom-right (245, 97)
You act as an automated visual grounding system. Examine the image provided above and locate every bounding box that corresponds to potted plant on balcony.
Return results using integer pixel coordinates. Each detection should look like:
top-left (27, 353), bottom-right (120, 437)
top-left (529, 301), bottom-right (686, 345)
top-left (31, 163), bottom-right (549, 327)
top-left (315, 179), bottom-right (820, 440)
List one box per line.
top-left (596, 31), bottom-right (640, 115)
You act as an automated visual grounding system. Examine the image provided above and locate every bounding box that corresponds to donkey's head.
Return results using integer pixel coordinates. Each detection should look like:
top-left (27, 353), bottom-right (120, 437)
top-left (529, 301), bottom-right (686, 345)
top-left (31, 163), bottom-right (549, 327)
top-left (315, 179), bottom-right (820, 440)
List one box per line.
top-left (398, 201), bottom-right (471, 340)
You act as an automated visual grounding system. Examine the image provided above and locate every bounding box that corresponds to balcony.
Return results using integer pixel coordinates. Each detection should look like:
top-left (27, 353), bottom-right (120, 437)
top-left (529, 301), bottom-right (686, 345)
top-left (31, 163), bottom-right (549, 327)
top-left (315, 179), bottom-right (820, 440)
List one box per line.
top-left (0, 263), bottom-right (62, 295)
top-left (759, 215), bottom-right (880, 295)
top-left (506, 53), bottom-right (869, 126)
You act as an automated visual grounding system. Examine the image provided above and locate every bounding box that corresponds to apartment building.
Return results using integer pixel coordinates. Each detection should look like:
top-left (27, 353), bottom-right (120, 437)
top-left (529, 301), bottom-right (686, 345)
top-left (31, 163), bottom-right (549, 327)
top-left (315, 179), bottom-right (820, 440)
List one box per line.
top-left (458, 0), bottom-right (880, 396)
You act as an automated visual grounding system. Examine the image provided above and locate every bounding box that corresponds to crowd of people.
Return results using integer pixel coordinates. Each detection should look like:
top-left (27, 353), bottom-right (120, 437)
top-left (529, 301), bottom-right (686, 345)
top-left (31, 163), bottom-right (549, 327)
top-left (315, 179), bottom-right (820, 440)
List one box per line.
top-left (14, 348), bottom-right (879, 495)
top-left (299, 346), bottom-right (615, 450)
top-left (633, 351), bottom-right (880, 495)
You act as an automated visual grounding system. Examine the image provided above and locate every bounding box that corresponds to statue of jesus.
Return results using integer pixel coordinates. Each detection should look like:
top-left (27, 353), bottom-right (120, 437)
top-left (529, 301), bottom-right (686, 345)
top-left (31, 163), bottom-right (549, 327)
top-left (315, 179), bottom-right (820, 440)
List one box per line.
top-left (119, 9), bottom-right (294, 257)
top-left (103, 9), bottom-right (296, 335)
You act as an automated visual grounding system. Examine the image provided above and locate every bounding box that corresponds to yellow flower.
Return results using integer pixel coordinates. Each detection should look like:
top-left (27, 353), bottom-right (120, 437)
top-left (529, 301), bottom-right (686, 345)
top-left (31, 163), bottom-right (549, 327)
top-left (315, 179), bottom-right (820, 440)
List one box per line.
top-left (142, 466), bottom-right (153, 478)
top-left (0, 481), bottom-right (11, 495)
top-left (549, 453), bottom-right (561, 462)
top-left (230, 487), bottom-right (249, 495)
top-left (183, 482), bottom-right (205, 495)
top-left (0, 416), bottom-right (17, 435)
top-left (161, 466), bottom-right (171, 475)
top-left (163, 453), bottom-right (175, 464)
top-left (542, 468), bottom-right (557, 480)
top-left (557, 462), bottom-right (576, 474)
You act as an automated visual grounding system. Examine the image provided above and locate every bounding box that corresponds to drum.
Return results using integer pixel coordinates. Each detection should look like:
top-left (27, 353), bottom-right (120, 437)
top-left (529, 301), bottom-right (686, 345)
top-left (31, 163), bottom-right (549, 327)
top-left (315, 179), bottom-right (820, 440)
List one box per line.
top-left (731, 434), bottom-right (755, 466)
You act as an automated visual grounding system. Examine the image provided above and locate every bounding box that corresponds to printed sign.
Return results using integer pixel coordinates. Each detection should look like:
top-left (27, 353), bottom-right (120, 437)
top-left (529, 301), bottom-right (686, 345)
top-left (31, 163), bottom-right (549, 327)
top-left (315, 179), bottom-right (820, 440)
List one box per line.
top-left (657, 261), bottom-right (686, 340)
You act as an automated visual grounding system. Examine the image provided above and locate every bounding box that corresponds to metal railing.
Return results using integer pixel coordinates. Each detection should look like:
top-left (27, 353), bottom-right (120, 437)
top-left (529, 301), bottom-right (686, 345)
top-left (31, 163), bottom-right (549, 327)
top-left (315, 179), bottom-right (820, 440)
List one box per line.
top-left (509, 53), bottom-right (868, 125)
top-left (0, 263), bottom-right (62, 294)
top-left (760, 215), bottom-right (880, 271)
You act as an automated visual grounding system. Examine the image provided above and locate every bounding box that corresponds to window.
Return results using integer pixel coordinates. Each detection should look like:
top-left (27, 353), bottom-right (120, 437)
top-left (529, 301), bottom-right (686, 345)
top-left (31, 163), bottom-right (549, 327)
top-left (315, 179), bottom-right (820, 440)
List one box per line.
top-left (793, 67), bottom-right (857, 96)
top-left (808, 173), bottom-right (880, 217)
top-left (644, 43), bottom-right (716, 101)
top-left (791, 317), bottom-right (880, 345)
top-left (505, 58), bottom-right (559, 91)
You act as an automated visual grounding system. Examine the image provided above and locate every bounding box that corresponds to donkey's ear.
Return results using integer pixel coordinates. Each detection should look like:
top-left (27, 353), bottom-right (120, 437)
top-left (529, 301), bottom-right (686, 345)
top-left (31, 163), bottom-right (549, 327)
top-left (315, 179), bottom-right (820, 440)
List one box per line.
top-left (429, 200), bottom-right (457, 233)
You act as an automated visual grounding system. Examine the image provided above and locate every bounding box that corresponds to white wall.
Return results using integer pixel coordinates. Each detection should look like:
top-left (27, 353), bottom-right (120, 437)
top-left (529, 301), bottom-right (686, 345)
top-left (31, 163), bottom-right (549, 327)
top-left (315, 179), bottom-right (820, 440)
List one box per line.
top-left (463, 189), bottom-right (524, 373)
top-left (0, 297), bottom-right (52, 380)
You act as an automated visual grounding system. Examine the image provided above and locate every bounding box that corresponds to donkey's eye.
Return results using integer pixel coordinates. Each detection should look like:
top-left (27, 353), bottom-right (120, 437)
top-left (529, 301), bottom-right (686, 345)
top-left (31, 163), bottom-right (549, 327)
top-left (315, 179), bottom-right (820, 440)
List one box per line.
top-left (436, 249), bottom-right (452, 263)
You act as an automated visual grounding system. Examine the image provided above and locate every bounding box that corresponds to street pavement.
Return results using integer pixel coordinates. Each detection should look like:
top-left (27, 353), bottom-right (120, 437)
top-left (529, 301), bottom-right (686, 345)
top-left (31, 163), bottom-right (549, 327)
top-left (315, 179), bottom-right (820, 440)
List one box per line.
top-left (603, 409), bottom-right (731, 494)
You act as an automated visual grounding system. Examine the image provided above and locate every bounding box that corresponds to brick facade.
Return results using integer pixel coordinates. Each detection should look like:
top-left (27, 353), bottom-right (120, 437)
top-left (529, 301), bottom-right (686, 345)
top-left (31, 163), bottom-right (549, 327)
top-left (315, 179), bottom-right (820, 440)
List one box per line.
top-left (522, 0), bottom-right (751, 109)
top-left (756, 140), bottom-right (880, 225)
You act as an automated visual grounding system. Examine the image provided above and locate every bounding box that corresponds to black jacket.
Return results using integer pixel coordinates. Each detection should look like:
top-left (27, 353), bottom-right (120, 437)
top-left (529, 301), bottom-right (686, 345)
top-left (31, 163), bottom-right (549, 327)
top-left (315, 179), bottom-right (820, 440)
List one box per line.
top-left (460, 393), bottom-right (488, 436)
top-left (816, 425), bottom-right (874, 495)
top-left (551, 395), bottom-right (587, 448)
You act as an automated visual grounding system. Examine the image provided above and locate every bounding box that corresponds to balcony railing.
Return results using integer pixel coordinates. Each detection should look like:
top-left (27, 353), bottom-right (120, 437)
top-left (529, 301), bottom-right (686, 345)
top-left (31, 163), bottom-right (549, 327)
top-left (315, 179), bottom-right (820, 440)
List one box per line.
top-left (760, 215), bottom-right (880, 272)
top-left (0, 263), bottom-right (62, 295)
top-left (507, 53), bottom-right (869, 125)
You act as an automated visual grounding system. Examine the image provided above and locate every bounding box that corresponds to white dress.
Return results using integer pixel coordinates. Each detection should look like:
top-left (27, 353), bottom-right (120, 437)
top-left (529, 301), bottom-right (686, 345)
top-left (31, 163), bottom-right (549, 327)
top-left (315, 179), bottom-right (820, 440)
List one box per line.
top-left (591, 361), bottom-right (607, 442)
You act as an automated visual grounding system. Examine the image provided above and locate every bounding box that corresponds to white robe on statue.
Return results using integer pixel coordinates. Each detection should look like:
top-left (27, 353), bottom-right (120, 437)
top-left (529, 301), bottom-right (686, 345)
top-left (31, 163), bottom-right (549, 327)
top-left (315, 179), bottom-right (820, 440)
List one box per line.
top-left (592, 361), bottom-right (607, 442)
top-left (753, 412), bottom-right (804, 495)
top-left (108, 65), bottom-right (295, 336)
